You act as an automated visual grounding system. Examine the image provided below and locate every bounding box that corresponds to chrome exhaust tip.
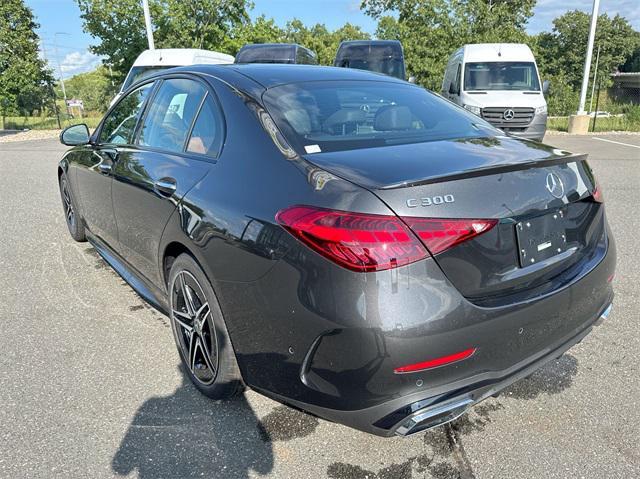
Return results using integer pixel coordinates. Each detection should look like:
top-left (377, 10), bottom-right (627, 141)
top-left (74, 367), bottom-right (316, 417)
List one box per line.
top-left (595, 303), bottom-right (613, 326)
top-left (394, 397), bottom-right (473, 436)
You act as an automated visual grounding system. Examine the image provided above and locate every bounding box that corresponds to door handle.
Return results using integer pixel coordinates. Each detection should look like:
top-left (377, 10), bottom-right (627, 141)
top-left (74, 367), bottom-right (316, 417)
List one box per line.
top-left (154, 177), bottom-right (177, 197)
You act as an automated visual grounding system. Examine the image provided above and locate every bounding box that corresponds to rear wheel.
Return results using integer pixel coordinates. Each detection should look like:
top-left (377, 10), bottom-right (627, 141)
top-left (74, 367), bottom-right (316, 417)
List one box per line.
top-left (59, 173), bottom-right (86, 242)
top-left (168, 254), bottom-right (244, 399)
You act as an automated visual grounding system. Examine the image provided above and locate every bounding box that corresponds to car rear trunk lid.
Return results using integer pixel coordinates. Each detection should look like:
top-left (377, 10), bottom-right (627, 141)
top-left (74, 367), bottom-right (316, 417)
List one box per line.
top-left (302, 136), bottom-right (605, 302)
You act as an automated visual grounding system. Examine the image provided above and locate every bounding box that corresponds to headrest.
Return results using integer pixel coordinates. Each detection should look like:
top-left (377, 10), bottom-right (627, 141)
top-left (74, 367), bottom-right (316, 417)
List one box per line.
top-left (284, 108), bottom-right (311, 134)
top-left (374, 105), bottom-right (412, 131)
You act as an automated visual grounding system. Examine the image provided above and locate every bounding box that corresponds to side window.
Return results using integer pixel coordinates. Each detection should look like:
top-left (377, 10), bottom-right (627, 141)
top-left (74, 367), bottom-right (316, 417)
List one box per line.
top-left (186, 94), bottom-right (224, 157)
top-left (453, 64), bottom-right (461, 94)
top-left (138, 78), bottom-right (207, 153)
top-left (99, 82), bottom-right (153, 145)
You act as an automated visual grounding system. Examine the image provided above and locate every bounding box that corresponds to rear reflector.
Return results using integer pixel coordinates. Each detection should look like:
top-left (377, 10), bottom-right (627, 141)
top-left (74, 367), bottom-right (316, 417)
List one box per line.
top-left (394, 348), bottom-right (477, 374)
top-left (402, 218), bottom-right (498, 255)
top-left (276, 205), bottom-right (428, 272)
top-left (592, 182), bottom-right (604, 203)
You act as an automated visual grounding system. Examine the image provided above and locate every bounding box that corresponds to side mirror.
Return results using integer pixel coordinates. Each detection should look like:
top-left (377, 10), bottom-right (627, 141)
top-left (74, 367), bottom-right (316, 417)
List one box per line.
top-left (448, 82), bottom-right (458, 95)
top-left (408, 76), bottom-right (416, 84)
top-left (60, 124), bottom-right (90, 146)
top-left (542, 80), bottom-right (550, 94)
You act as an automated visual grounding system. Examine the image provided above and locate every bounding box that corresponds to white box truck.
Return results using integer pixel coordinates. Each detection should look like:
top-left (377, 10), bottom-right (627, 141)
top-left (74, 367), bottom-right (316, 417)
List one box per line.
top-left (442, 43), bottom-right (549, 141)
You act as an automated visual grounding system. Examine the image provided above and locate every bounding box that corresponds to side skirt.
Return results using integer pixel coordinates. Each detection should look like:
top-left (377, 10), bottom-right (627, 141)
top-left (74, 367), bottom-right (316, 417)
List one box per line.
top-left (87, 231), bottom-right (170, 315)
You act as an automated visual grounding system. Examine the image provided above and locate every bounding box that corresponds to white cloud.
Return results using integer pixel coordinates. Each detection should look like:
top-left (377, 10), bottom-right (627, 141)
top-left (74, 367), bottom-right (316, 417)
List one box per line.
top-left (529, 0), bottom-right (640, 34)
top-left (59, 51), bottom-right (102, 78)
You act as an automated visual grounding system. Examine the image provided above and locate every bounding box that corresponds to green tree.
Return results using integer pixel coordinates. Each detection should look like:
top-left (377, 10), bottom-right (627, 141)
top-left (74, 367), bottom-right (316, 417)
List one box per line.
top-left (0, 0), bottom-right (54, 116)
top-left (222, 15), bottom-right (285, 55)
top-left (284, 20), bottom-right (370, 65)
top-left (535, 11), bottom-right (639, 91)
top-left (76, 0), bottom-right (251, 80)
top-left (362, 0), bottom-right (536, 89)
top-left (61, 66), bottom-right (117, 113)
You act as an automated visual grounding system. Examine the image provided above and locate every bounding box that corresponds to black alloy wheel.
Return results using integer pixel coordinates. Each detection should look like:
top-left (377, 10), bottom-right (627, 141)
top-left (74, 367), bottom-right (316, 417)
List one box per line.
top-left (168, 254), bottom-right (244, 399)
top-left (170, 270), bottom-right (219, 385)
top-left (59, 174), bottom-right (86, 242)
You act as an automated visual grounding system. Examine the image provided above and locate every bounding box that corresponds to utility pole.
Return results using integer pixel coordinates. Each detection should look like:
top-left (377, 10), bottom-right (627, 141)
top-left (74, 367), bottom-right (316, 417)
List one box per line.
top-left (39, 40), bottom-right (62, 129)
top-left (142, 0), bottom-right (155, 50)
top-left (589, 44), bottom-right (601, 114)
top-left (568, 0), bottom-right (600, 134)
top-left (53, 32), bottom-right (70, 115)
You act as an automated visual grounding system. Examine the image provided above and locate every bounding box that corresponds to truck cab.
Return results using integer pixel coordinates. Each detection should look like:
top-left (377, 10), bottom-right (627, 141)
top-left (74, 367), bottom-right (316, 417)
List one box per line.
top-left (442, 43), bottom-right (549, 141)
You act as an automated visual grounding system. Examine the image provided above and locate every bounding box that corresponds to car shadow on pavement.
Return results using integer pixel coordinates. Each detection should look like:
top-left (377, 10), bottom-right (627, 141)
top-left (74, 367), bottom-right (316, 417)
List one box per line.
top-left (111, 368), bottom-right (274, 479)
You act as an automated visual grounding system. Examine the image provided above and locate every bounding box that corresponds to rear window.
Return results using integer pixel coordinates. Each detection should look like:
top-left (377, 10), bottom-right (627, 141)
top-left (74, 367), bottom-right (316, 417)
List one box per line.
top-left (262, 81), bottom-right (498, 154)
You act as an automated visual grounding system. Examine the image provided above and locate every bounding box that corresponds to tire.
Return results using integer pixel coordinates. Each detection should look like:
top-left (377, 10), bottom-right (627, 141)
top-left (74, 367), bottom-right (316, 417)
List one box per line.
top-left (168, 253), bottom-right (244, 399)
top-left (59, 173), bottom-right (86, 242)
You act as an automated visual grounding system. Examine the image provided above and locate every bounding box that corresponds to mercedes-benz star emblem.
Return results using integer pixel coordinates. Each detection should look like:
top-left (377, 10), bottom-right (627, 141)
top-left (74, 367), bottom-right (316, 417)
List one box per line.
top-left (503, 109), bottom-right (515, 121)
top-left (546, 172), bottom-right (565, 199)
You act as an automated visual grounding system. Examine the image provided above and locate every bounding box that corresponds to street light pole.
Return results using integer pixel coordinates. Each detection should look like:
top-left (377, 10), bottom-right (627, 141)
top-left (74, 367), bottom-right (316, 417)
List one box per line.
top-left (141, 0), bottom-right (155, 50)
top-left (577, 0), bottom-right (600, 114)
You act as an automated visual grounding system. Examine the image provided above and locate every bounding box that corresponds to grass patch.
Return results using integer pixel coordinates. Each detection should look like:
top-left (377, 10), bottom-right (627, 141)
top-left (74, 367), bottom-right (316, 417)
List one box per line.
top-left (548, 113), bottom-right (640, 133)
top-left (1, 116), bottom-right (102, 130)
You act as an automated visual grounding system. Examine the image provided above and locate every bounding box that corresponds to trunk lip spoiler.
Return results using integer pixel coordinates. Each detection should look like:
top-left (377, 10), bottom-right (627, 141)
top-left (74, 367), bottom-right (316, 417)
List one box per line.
top-left (377, 153), bottom-right (589, 190)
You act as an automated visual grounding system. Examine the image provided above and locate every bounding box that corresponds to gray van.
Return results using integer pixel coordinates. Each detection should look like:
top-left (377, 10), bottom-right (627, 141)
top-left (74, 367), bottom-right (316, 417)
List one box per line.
top-left (235, 43), bottom-right (318, 65)
top-left (334, 40), bottom-right (406, 80)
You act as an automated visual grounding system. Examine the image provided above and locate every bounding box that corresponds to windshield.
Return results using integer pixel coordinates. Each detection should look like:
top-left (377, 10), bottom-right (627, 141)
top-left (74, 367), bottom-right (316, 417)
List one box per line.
top-left (235, 45), bottom-right (295, 64)
top-left (464, 62), bottom-right (540, 91)
top-left (122, 66), bottom-right (171, 91)
top-left (335, 45), bottom-right (405, 79)
top-left (262, 81), bottom-right (497, 154)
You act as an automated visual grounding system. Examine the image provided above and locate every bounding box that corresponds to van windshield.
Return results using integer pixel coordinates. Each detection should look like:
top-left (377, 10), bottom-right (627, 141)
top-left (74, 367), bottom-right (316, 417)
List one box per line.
top-left (335, 45), bottom-right (405, 79)
top-left (263, 81), bottom-right (497, 154)
top-left (236, 45), bottom-right (295, 64)
top-left (122, 66), bottom-right (171, 91)
top-left (464, 62), bottom-right (540, 91)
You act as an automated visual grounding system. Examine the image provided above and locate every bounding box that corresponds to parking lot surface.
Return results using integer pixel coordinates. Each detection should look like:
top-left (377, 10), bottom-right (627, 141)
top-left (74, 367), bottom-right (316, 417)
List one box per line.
top-left (0, 134), bottom-right (638, 478)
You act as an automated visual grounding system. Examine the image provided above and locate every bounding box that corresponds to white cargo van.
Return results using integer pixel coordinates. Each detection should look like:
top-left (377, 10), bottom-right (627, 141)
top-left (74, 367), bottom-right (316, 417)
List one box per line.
top-left (111, 49), bottom-right (234, 106)
top-left (442, 43), bottom-right (549, 141)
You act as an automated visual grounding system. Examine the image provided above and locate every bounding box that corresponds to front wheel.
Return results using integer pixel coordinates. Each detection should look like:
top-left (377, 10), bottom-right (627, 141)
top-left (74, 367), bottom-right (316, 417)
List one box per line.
top-left (168, 254), bottom-right (244, 399)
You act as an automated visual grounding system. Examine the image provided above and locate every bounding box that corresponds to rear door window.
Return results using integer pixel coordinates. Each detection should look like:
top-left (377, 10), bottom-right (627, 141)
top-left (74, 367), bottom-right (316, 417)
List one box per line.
top-left (99, 82), bottom-right (154, 145)
top-left (137, 78), bottom-right (207, 153)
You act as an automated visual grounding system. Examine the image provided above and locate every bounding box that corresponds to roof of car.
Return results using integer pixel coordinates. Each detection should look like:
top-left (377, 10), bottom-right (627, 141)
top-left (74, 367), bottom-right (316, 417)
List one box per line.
top-left (193, 63), bottom-right (407, 89)
top-left (339, 40), bottom-right (402, 47)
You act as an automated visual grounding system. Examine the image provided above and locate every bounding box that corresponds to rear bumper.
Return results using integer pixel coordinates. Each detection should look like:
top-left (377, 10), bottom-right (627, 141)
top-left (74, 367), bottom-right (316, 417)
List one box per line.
top-left (218, 217), bottom-right (616, 436)
top-left (256, 300), bottom-right (613, 437)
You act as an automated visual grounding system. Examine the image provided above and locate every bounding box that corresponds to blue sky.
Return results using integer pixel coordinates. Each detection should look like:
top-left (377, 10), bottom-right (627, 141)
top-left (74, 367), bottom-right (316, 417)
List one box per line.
top-left (27, 0), bottom-right (640, 79)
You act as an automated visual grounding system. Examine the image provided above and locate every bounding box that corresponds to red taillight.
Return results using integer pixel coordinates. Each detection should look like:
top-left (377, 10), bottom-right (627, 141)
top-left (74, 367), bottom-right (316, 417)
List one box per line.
top-left (394, 348), bottom-right (477, 374)
top-left (592, 182), bottom-right (604, 203)
top-left (276, 205), bottom-right (428, 272)
top-left (402, 218), bottom-right (498, 255)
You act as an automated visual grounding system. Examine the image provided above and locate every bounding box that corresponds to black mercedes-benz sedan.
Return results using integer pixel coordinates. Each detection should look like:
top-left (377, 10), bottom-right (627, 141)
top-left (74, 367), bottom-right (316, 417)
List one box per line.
top-left (57, 64), bottom-right (615, 437)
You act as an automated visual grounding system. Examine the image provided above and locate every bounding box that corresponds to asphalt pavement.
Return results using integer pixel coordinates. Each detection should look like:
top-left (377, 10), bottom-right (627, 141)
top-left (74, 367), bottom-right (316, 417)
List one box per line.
top-left (0, 134), bottom-right (638, 479)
